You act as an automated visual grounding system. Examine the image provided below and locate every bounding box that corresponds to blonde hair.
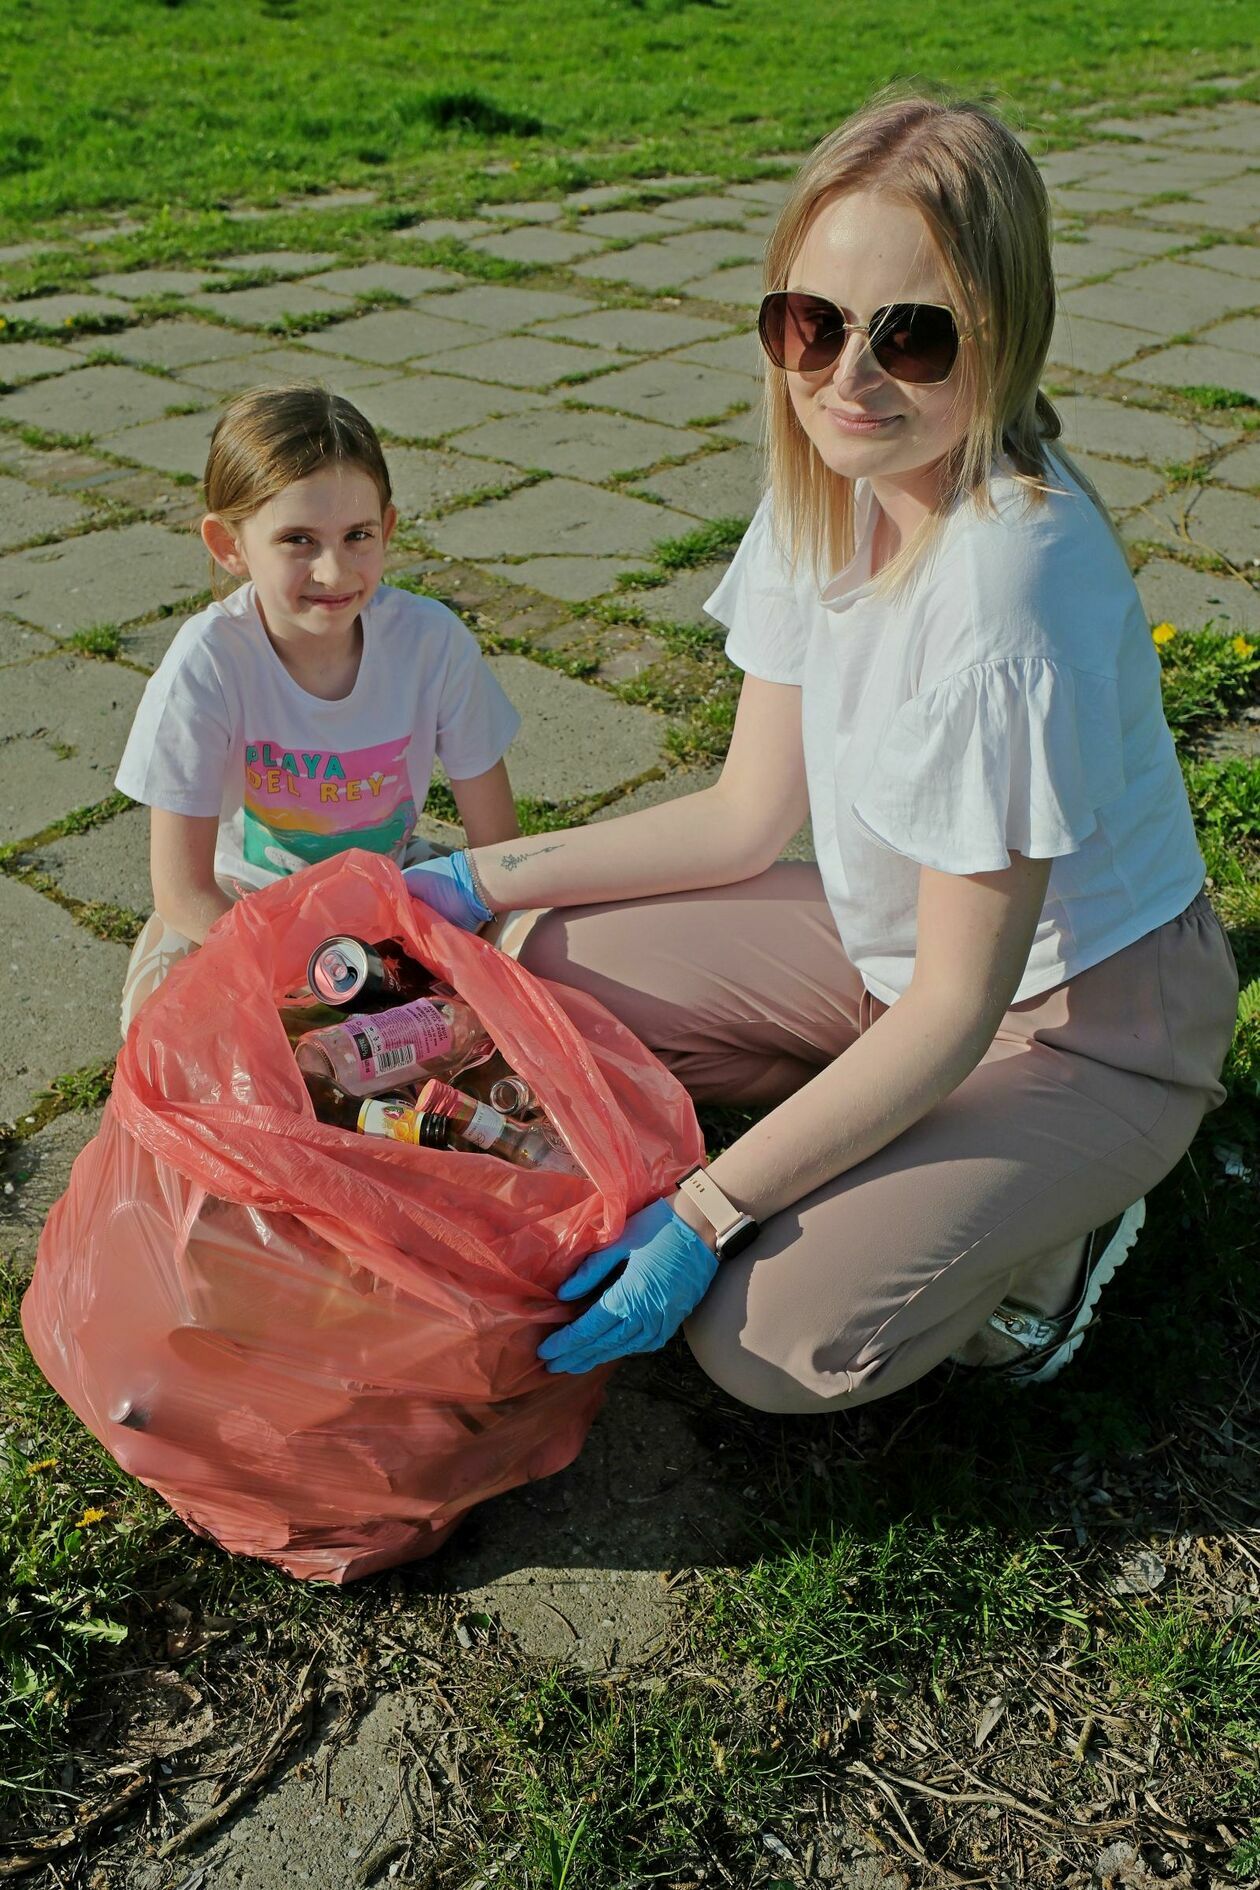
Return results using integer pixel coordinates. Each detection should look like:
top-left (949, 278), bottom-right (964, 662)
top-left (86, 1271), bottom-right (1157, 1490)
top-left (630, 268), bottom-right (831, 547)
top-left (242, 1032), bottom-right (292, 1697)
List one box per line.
top-left (763, 86), bottom-right (1102, 588)
top-left (202, 384), bottom-right (393, 597)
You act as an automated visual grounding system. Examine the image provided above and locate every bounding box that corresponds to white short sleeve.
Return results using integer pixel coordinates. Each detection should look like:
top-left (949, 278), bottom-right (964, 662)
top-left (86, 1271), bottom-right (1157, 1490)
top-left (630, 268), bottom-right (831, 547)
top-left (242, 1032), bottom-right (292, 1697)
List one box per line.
top-left (115, 634), bottom-right (233, 816)
top-left (433, 617), bottom-right (521, 780)
top-left (704, 495), bottom-right (808, 686)
top-left (850, 656), bottom-right (1128, 874)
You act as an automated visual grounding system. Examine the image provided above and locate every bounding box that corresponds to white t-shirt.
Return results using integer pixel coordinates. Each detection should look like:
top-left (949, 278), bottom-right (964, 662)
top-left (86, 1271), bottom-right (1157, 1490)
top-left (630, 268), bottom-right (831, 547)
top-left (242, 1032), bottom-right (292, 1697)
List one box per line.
top-left (116, 581), bottom-right (520, 892)
top-left (707, 459), bottom-right (1205, 1005)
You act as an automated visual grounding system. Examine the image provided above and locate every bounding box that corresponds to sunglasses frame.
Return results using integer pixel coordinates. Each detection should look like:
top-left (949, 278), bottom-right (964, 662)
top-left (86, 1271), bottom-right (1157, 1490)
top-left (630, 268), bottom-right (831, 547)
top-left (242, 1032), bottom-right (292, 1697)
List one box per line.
top-left (758, 290), bottom-right (968, 386)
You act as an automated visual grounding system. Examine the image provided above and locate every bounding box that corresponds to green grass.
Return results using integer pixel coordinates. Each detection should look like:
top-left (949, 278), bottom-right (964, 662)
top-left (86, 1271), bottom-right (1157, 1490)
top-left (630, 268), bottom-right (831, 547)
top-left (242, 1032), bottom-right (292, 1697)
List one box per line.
top-left (0, 0), bottom-right (1255, 240)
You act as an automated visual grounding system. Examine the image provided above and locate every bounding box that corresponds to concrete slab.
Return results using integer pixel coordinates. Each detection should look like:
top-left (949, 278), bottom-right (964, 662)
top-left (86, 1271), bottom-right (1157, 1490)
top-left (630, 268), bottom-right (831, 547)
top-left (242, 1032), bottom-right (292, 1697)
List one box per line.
top-left (466, 226), bottom-right (607, 267)
top-left (0, 475), bottom-right (92, 552)
top-left (622, 562), bottom-right (732, 626)
top-left (484, 653), bottom-right (665, 799)
top-left (347, 374), bottom-right (547, 441)
top-left (385, 446), bottom-right (525, 519)
top-left (0, 1106), bottom-right (105, 1275)
top-left (106, 320), bottom-right (260, 370)
top-left (1137, 184), bottom-right (1259, 232)
top-left (1180, 486), bottom-right (1260, 564)
top-left (672, 330), bottom-right (763, 375)
top-left (1209, 441), bottom-right (1260, 489)
top-left (1055, 391), bottom-right (1228, 465)
top-left (682, 264), bottom-right (766, 306)
top-left (279, 188), bottom-right (378, 212)
top-left (590, 765), bottom-right (720, 818)
top-left (428, 477), bottom-right (695, 559)
top-left (0, 341), bottom-right (88, 385)
top-left (1207, 314), bottom-right (1260, 356)
top-left (117, 615), bottom-right (186, 671)
top-left (420, 335), bottom-right (621, 389)
top-left (1115, 341), bottom-right (1260, 403)
top-left (0, 522), bottom-right (206, 632)
top-left (1052, 231), bottom-right (1178, 284)
top-left (0, 877), bottom-right (129, 1120)
top-left (630, 445), bottom-right (763, 521)
top-left (481, 555), bottom-right (654, 601)
top-left (417, 284), bottom-right (590, 331)
top-left (176, 347), bottom-right (391, 393)
top-left (482, 200), bottom-right (564, 223)
top-left (88, 269), bottom-right (225, 300)
top-left (1135, 556), bottom-right (1260, 633)
top-left (0, 293), bottom-right (130, 329)
top-left (655, 227), bottom-right (764, 275)
top-left (303, 262), bottom-right (457, 298)
top-left (296, 306), bottom-right (490, 365)
top-left (1191, 244), bottom-right (1260, 281)
top-left (724, 179), bottom-right (794, 204)
top-left (29, 801), bottom-right (152, 916)
top-left (1070, 451), bottom-right (1166, 512)
top-left (531, 308), bottom-right (732, 353)
top-left (576, 209), bottom-right (682, 240)
top-left (575, 358), bottom-right (756, 426)
top-left (572, 243), bottom-right (699, 292)
top-left (708, 397), bottom-right (764, 445)
top-left (110, 409), bottom-right (218, 478)
top-left (454, 406), bottom-right (705, 479)
top-left (0, 651), bottom-right (145, 841)
top-left (1060, 259), bottom-right (1258, 334)
top-left (1047, 310), bottom-right (1152, 373)
top-left (214, 251), bottom-right (338, 274)
top-left (564, 183), bottom-right (641, 210)
top-left (396, 218), bottom-right (491, 243)
top-left (190, 282), bottom-right (351, 327)
top-left (0, 363), bottom-right (199, 439)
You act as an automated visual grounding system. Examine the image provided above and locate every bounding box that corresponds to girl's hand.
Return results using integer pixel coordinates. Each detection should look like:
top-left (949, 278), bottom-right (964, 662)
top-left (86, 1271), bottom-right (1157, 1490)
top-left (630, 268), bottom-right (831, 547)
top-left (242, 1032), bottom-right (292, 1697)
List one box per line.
top-left (403, 851), bottom-right (494, 931)
top-left (538, 1198), bottom-right (718, 1374)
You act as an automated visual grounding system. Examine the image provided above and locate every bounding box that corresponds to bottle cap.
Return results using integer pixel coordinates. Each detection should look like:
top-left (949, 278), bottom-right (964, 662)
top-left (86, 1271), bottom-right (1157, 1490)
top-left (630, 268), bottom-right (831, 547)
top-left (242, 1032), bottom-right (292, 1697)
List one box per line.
top-left (416, 1077), bottom-right (461, 1118)
top-left (415, 1111), bottom-right (452, 1150)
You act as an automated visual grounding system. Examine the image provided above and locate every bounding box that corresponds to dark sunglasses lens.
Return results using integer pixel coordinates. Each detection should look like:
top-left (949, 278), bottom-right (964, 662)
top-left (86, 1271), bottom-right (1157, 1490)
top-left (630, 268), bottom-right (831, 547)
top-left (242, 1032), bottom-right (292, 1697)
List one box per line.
top-left (759, 292), bottom-right (847, 373)
top-left (870, 303), bottom-right (959, 383)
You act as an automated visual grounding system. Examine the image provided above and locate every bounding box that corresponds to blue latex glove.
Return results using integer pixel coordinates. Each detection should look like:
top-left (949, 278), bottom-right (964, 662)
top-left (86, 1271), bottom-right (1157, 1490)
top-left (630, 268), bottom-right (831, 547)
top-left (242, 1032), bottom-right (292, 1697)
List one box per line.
top-left (402, 850), bottom-right (493, 932)
top-left (538, 1197), bottom-right (718, 1374)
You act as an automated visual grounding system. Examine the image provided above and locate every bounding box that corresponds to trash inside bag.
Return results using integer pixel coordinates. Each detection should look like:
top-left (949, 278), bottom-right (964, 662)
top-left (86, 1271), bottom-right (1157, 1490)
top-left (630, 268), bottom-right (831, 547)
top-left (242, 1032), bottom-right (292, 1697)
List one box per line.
top-left (21, 851), bottom-right (705, 1582)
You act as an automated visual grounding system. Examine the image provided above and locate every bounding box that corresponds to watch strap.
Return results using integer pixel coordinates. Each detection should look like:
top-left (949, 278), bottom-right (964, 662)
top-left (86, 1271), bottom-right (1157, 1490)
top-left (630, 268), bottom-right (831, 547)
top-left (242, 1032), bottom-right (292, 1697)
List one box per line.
top-left (676, 1166), bottom-right (759, 1259)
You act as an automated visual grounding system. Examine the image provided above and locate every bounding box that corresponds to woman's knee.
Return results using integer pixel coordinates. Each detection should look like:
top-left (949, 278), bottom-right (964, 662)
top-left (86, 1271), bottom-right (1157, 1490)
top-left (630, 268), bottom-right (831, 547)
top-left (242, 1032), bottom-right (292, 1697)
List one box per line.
top-left (682, 1287), bottom-right (855, 1415)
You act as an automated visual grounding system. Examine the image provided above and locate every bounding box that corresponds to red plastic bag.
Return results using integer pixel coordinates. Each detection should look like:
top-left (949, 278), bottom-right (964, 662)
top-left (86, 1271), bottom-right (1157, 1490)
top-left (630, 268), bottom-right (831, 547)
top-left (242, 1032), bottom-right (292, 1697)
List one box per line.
top-left (21, 852), bottom-right (704, 1582)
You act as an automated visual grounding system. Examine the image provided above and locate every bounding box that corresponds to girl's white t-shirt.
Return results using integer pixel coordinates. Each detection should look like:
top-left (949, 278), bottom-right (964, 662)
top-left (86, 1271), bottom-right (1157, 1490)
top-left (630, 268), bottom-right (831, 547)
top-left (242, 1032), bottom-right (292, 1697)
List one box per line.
top-left (706, 459), bottom-right (1205, 1006)
top-left (116, 581), bottom-right (520, 893)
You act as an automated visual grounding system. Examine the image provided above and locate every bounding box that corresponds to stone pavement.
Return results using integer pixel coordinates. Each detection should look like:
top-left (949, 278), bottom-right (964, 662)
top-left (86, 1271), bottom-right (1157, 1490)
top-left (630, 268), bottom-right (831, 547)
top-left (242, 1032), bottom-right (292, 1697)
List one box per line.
top-left (0, 94), bottom-right (1258, 1882)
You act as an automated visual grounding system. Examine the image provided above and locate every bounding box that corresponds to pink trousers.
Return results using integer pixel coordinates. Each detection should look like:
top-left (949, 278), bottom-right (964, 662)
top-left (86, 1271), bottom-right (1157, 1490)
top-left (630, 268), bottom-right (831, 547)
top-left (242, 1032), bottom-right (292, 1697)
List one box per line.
top-left (517, 867), bottom-right (1239, 1414)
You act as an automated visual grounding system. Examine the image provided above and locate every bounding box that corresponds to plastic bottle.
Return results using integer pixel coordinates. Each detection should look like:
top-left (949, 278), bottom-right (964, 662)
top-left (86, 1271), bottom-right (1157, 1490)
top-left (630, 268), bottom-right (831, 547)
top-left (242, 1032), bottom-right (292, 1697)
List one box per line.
top-left (294, 994), bottom-right (494, 1097)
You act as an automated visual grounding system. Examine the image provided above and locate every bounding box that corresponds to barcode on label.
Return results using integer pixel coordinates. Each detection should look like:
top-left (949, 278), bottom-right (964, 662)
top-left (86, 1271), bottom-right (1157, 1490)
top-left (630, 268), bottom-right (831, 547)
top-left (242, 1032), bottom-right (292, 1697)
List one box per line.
top-left (375, 1045), bottom-right (416, 1073)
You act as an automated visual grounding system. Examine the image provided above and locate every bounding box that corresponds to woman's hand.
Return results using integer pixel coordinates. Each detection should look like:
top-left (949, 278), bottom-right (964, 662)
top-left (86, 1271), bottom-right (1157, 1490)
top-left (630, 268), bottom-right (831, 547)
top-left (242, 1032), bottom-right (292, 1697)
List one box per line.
top-left (403, 851), bottom-right (494, 931)
top-left (537, 1198), bottom-right (718, 1374)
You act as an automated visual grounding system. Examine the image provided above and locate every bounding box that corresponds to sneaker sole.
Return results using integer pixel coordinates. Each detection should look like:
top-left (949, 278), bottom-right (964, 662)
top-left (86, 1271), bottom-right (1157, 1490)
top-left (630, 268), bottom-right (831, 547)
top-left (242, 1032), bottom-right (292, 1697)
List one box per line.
top-left (1014, 1198), bottom-right (1147, 1385)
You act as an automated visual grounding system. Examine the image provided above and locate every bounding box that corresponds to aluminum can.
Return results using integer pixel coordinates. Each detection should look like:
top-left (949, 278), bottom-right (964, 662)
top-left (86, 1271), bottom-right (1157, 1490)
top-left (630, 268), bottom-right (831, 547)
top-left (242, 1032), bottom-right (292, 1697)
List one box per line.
top-left (307, 935), bottom-right (431, 1009)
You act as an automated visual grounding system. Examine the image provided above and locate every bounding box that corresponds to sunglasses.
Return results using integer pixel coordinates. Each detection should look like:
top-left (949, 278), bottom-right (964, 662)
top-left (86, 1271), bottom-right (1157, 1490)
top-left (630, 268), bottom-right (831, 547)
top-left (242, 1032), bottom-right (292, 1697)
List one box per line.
top-left (758, 291), bottom-right (964, 385)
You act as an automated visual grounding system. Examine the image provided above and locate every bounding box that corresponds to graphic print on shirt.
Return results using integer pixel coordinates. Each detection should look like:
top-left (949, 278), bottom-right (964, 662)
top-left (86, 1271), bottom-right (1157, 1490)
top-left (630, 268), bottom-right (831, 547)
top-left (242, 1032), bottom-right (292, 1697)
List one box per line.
top-left (243, 734), bottom-right (416, 874)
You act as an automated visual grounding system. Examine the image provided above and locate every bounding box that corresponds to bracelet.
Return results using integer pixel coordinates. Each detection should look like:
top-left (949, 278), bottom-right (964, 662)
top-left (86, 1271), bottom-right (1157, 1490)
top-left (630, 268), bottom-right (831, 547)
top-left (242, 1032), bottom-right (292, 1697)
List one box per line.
top-left (462, 847), bottom-right (496, 918)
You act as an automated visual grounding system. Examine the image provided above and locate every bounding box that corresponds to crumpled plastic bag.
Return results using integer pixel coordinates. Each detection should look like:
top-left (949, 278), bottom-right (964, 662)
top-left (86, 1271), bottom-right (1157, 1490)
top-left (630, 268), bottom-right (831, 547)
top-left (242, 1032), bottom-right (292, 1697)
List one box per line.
top-left (21, 850), bottom-right (704, 1582)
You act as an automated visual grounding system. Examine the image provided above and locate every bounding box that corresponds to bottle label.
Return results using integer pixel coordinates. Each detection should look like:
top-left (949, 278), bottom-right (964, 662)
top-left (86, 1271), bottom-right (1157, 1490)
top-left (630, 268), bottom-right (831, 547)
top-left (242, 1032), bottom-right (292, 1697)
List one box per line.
top-left (461, 1102), bottom-right (504, 1151)
top-left (359, 1098), bottom-right (420, 1143)
top-left (343, 999), bottom-right (453, 1082)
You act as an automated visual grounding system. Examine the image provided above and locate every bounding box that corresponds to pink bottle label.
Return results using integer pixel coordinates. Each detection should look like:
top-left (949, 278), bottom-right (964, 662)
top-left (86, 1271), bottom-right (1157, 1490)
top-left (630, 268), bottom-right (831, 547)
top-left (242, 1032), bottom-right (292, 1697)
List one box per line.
top-left (341, 999), bottom-right (453, 1083)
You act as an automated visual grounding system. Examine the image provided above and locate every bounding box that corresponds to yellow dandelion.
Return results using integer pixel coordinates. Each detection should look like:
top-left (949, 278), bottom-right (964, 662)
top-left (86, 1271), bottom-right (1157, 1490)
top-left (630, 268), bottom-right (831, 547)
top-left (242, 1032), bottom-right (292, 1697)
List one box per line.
top-left (76, 1507), bottom-right (107, 1527)
top-left (25, 1457), bottom-right (58, 1475)
top-left (1151, 622), bottom-right (1177, 646)
top-left (1231, 635), bottom-right (1255, 659)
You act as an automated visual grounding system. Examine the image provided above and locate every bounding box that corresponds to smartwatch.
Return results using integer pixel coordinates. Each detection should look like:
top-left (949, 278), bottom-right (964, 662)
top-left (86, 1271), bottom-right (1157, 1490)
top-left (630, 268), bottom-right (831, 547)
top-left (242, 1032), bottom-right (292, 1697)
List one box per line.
top-left (675, 1166), bottom-right (760, 1261)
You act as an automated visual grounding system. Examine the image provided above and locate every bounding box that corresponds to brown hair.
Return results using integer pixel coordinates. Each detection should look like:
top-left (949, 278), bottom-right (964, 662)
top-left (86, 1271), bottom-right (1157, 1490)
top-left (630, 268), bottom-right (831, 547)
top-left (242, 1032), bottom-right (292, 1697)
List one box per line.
top-left (202, 384), bottom-right (393, 596)
top-left (763, 86), bottom-right (1100, 589)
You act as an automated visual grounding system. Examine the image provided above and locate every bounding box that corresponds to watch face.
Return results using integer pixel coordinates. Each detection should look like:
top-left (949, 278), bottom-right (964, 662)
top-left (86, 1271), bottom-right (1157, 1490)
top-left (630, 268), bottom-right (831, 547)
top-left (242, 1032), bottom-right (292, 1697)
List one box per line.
top-left (716, 1214), bottom-right (759, 1260)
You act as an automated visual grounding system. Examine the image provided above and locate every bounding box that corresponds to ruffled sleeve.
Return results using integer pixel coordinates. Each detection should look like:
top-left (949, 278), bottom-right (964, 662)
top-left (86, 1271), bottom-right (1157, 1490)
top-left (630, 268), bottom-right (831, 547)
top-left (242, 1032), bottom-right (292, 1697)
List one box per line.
top-left (704, 494), bottom-right (809, 686)
top-left (850, 657), bottom-right (1127, 874)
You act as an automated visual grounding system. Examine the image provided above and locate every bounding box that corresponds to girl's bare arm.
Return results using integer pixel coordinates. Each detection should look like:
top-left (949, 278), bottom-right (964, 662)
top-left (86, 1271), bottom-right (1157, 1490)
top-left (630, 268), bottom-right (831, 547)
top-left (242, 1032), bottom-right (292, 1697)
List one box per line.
top-left (149, 808), bottom-right (233, 944)
top-left (449, 759), bottom-right (520, 848)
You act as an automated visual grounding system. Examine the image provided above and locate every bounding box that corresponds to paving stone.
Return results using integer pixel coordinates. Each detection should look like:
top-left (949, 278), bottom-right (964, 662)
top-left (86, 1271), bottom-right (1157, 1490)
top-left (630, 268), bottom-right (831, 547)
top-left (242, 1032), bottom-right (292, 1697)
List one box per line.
top-left (682, 264), bottom-right (766, 306)
top-left (105, 320), bottom-right (260, 370)
top-left (190, 282), bottom-right (351, 326)
top-left (420, 335), bottom-right (621, 389)
top-left (0, 1106), bottom-right (104, 1275)
top-left (0, 650), bottom-right (145, 841)
top-left (672, 330), bottom-right (763, 375)
top-left (88, 268), bottom-right (227, 300)
top-left (386, 446), bottom-right (525, 519)
top-left (622, 561), bottom-right (732, 626)
top-left (482, 653), bottom-right (665, 800)
top-left (1069, 451), bottom-right (1166, 511)
top-left (396, 219), bottom-right (490, 243)
top-left (1047, 310), bottom-right (1152, 373)
top-left (1137, 185), bottom-right (1259, 232)
top-left (591, 765), bottom-right (720, 819)
top-left (481, 556), bottom-right (654, 602)
top-left (531, 309), bottom-right (732, 353)
top-left (117, 615), bottom-right (186, 670)
top-left (466, 227), bottom-right (607, 267)
top-left (1135, 557), bottom-right (1260, 632)
top-left (482, 200), bottom-right (564, 223)
top-left (1060, 259), bottom-right (1258, 334)
top-left (655, 228), bottom-right (765, 277)
top-left (576, 210), bottom-right (681, 240)
top-left (0, 522), bottom-right (206, 632)
top-left (707, 397), bottom-right (764, 445)
top-left (1193, 244), bottom-right (1260, 281)
top-left (575, 358), bottom-right (757, 426)
top-left (631, 445), bottom-right (763, 521)
top-left (1161, 115), bottom-right (1260, 156)
top-left (1210, 441), bottom-right (1260, 489)
top-left (1051, 185), bottom-right (1153, 215)
top-left (30, 802), bottom-right (152, 917)
top-left (0, 878), bottom-right (131, 1119)
top-left (1207, 314), bottom-right (1260, 356)
top-left (572, 243), bottom-right (701, 292)
top-left (416, 284), bottom-right (590, 331)
top-left (563, 184), bottom-right (639, 211)
top-left (724, 179), bottom-right (793, 205)
top-left (1052, 231), bottom-right (1178, 284)
top-left (0, 363), bottom-right (200, 438)
top-left (111, 410), bottom-right (218, 478)
top-left (651, 195), bottom-right (759, 226)
top-left (0, 293), bottom-right (131, 329)
top-left (454, 406), bottom-right (705, 479)
top-left (176, 347), bottom-right (391, 393)
top-left (428, 477), bottom-right (694, 559)
top-left (0, 341), bottom-right (88, 385)
top-left (304, 262), bottom-right (457, 298)
top-left (1115, 341), bottom-right (1260, 403)
top-left (740, 211), bottom-right (780, 240)
top-left (279, 188), bottom-right (378, 212)
top-left (0, 241), bottom-right (46, 264)
top-left (347, 375), bottom-right (547, 441)
top-left (296, 306), bottom-right (491, 365)
top-left (1054, 390), bottom-right (1229, 465)
top-left (1035, 150), bottom-right (1121, 187)
top-left (1099, 153), bottom-right (1255, 195)
top-left (0, 475), bottom-right (93, 552)
top-left (1124, 484), bottom-right (1260, 564)
top-left (215, 250), bottom-right (338, 275)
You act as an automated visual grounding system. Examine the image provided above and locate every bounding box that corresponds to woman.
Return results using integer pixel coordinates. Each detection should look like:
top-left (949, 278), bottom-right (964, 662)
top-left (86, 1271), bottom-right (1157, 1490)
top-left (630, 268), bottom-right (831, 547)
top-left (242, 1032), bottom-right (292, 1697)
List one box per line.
top-left (406, 89), bottom-right (1238, 1411)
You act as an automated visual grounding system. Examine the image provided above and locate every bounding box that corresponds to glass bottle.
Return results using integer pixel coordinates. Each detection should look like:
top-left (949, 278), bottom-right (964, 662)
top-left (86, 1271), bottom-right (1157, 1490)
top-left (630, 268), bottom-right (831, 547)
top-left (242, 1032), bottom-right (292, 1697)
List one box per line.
top-left (301, 1071), bottom-right (416, 1134)
top-left (294, 993), bottom-right (494, 1098)
top-left (415, 1079), bottom-right (583, 1176)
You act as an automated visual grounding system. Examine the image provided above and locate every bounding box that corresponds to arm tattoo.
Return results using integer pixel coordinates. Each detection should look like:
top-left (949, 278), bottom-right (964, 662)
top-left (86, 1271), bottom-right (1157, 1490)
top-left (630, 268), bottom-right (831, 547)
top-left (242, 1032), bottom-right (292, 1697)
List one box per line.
top-left (498, 842), bottom-right (565, 873)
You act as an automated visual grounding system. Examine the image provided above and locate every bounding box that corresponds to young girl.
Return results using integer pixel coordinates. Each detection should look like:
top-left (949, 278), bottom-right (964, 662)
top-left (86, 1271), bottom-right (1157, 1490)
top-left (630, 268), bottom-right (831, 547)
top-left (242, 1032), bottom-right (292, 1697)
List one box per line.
top-left (116, 384), bottom-right (520, 1032)
top-left (407, 90), bottom-right (1239, 1404)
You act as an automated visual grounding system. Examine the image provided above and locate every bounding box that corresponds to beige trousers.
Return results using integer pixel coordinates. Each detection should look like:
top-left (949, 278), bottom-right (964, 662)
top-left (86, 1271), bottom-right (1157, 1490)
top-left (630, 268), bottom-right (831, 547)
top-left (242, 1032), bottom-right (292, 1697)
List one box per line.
top-left (516, 867), bottom-right (1239, 1414)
